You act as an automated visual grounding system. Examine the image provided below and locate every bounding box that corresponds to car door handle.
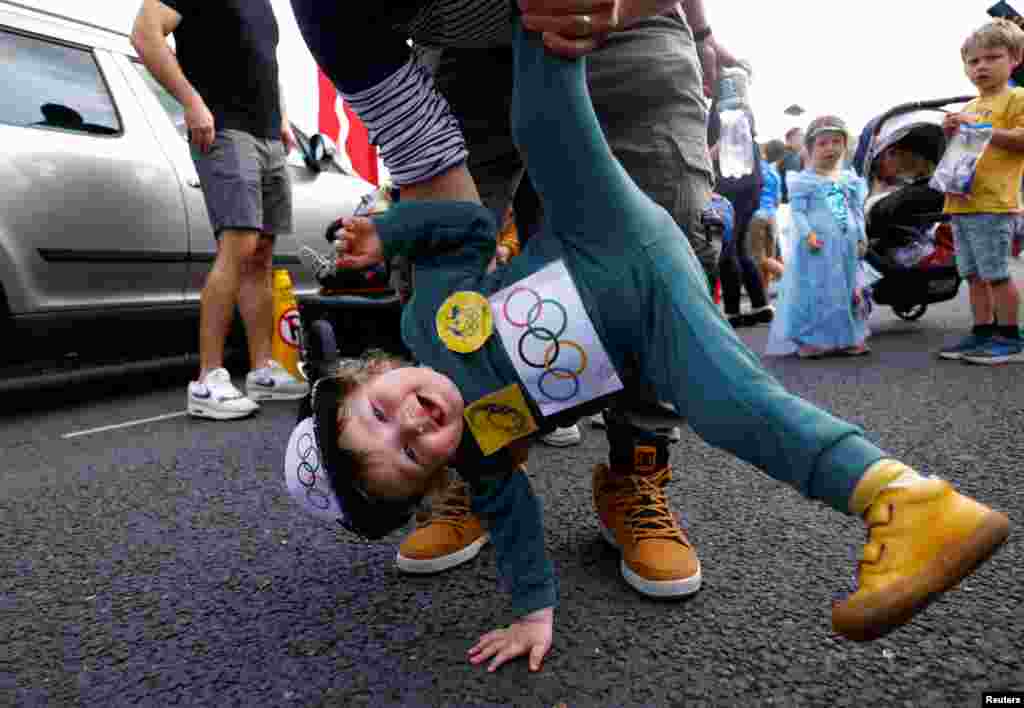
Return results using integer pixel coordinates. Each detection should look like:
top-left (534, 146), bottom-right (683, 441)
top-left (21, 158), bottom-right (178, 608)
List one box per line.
top-left (187, 178), bottom-right (201, 189)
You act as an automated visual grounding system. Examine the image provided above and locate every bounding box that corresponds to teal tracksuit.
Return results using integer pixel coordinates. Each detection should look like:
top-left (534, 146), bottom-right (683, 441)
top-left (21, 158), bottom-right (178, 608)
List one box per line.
top-left (371, 19), bottom-right (887, 617)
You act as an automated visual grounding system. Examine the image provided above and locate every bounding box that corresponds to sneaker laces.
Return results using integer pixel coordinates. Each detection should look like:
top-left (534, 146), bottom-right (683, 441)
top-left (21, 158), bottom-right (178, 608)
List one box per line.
top-left (421, 479), bottom-right (471, 528)
top-left (201, 368), bottom-right (244, 399)
top-left (610, 468), bottom-right (687, 543)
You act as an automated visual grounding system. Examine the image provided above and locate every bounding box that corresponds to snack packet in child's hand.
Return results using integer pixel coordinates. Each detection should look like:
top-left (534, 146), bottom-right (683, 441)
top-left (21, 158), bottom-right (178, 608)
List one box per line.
top-left (930, 122), bottom-right (993, 196)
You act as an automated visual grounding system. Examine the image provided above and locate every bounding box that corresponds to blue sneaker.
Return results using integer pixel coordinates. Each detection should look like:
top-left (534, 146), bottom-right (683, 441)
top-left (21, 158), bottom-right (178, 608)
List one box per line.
top-left (937, 333), bottom-right (990, 360)
top-left (962, 337), bottom-right (1024, 366)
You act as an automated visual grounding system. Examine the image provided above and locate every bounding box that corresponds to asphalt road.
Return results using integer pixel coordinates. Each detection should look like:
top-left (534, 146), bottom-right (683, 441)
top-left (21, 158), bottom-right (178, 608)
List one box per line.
top-left (3, 268), bottom-right (1022, 708)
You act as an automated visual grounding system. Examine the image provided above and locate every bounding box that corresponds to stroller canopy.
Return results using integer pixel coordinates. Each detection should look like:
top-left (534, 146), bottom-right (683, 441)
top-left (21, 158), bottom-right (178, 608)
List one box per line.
top-left (863, 110), bottom-right (946, 181)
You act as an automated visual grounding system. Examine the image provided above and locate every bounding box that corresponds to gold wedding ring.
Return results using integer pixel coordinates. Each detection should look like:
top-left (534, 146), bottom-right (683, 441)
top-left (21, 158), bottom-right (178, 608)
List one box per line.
top-left (578, 13), bottom-right (593, 35)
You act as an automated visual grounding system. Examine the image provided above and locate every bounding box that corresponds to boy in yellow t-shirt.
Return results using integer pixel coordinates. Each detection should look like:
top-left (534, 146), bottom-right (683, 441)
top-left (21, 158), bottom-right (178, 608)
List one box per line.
top-left (940, 19), bottom-right (1024, 364)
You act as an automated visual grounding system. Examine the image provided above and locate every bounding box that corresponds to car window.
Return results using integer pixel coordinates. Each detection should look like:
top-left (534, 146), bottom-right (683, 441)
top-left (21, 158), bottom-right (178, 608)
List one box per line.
top-left (0, 29), bottom-right (120, 135)
top-left (132, 62), bottom-right (187, 140)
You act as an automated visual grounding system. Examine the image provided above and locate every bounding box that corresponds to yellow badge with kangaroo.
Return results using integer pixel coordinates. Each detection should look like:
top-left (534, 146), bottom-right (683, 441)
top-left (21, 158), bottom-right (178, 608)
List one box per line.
top-left (436, 291), bottom-right (494, 354)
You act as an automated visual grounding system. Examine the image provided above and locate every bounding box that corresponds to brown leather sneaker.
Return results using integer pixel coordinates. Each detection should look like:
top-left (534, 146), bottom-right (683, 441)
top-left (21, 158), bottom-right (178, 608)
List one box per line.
top-left (396, 478), bottom-right (489, 574)
top-left (592, 462), bottom-right (702, 597)
top-left (832, 478), bottom-right (1010, 641)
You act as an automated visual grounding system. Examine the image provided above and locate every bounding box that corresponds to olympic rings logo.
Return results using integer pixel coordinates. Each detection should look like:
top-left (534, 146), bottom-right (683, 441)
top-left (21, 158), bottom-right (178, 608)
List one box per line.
top-left (502, 287), bottom-right (587, 402)
top-left (295, 431), bottom-right (331, 510)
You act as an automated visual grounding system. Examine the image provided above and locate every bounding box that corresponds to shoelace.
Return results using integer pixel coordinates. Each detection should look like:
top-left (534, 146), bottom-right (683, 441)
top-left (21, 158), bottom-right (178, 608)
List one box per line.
top-left (605, 468), bottom-right (686, 543)
top-left (203, 372), bottom-right (243, 400)
top-left (422, 480), bottom-right (472, 527)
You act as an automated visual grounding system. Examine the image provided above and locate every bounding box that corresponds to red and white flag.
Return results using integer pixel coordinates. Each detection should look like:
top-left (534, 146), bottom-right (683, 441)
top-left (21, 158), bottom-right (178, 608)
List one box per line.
top-left (317, 68), bottom-right (379, 186)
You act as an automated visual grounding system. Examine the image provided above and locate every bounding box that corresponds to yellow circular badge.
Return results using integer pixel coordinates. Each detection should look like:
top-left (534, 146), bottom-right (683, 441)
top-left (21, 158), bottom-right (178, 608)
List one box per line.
top-left (436, 291), bottom-right (493, 353)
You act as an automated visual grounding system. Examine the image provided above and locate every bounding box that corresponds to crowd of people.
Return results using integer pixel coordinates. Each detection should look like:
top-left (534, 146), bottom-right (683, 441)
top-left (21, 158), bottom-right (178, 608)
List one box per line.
top-left (135, 0), bottom-right (1014, 677)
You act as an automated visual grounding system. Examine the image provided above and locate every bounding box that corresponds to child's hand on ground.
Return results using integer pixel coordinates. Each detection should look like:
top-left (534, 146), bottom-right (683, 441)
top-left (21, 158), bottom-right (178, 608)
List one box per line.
top-left (334, 217), bottom-right (384, 270)
top-left (468, 606), bottom-right (553, 673)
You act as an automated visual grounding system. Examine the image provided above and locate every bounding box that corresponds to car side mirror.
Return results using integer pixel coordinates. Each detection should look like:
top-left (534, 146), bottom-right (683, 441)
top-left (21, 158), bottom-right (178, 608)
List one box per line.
top-left (308, 133), bottom-right (339, 173)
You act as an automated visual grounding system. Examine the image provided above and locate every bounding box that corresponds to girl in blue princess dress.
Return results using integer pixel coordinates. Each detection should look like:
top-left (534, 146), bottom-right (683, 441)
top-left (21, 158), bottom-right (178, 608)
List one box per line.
top-left (767, 115), bottom-right (871, 358)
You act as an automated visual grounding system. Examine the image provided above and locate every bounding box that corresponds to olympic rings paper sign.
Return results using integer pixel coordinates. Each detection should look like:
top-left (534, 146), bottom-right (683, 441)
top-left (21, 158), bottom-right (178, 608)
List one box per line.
top-left (489, 260), bottom-right (623, 416)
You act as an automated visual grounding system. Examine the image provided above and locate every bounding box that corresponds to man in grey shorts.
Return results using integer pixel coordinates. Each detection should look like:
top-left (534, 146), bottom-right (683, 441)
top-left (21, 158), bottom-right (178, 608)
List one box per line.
top-left (132, 0), bottom-right (308, 420)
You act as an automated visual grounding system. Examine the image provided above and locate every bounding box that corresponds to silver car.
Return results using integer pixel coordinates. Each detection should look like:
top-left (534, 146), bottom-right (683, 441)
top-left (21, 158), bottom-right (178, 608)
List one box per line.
top-left (0, 2), bottom-right (373, 372)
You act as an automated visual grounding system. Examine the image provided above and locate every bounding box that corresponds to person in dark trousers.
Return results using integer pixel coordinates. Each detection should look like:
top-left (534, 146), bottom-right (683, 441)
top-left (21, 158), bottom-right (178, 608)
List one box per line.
top-left (710, 104), bottom-right (772, 327)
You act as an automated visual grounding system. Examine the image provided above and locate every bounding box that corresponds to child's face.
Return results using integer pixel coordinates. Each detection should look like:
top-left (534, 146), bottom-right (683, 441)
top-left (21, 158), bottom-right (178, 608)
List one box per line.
top-left (963, 44), bottom-right (1019, 95)
top-left (338, 366), bottom-right (464, 499)
top-left (878, 146), bottom-right (909, 180)
top-left (810, 132), bottom-right (846, 170)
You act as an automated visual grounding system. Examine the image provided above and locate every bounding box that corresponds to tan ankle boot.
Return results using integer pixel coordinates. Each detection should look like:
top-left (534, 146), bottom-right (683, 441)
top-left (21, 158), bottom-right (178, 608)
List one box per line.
top-left (592, 459), bottom-right (701, 597)
top-left (395, 478), bottom-right (488, 574)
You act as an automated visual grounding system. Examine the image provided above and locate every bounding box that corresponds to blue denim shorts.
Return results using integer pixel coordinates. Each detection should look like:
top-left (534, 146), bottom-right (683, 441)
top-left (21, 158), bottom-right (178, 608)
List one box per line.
top-left (951, 213), bottom-right (1015, 281)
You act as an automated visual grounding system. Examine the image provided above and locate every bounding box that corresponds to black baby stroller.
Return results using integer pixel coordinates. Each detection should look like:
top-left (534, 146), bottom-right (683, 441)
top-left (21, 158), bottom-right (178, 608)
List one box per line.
top-left (859, 96), bottom-right (974, 321)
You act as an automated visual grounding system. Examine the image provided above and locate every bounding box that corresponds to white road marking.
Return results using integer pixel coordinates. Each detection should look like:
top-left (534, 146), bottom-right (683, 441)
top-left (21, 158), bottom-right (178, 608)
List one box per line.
top-left (62, 411), bottom-right (189, 439)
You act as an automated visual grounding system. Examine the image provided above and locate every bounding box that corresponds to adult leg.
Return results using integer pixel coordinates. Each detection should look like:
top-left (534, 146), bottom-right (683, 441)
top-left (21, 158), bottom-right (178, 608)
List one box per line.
top-left (397, 45), bottom-right (520, 574)
top-left (187, 227), bottom-right (263, 420)
top-left (731, 190), bottom-right (769, 311)
top-left (200, 229), bottom-right (262, 376)
top-left (237, 235), bottom-right (275, 370)
top-left (584, 12), bottom-right (712, 596)
top-left (718, 224), bottom-right (743, 317)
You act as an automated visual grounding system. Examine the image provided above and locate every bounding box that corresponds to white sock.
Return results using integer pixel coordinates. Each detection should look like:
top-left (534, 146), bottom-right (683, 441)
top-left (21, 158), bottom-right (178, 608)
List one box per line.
top-left (881, 468), bottom-right (927, 490)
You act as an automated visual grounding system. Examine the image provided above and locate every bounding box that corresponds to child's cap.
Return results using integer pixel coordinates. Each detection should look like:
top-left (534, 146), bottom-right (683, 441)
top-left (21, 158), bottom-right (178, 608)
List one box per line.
top-left (284, 415), bottom-right (347, 523)
top-left (805, 115), bottom-right (849, 150)
top-left (282, 374), bottom-right (421, 539)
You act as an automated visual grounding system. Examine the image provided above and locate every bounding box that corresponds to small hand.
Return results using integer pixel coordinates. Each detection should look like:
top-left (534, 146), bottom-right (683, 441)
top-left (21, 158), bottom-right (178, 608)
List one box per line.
top-left (281, 123), bottom-right (297, 155)
top-left (943, 112), bottom-right (972, 137)
top-left (495, 245), bottom-right (512, 265)
top-left (334, 216), bottom-right (385, 270)
top-left (468, 606), bottom-right (553, 673)
top-left (518, 0), bottom-right (619, 58)
top-left (185, 97), bottom-right (216, 153)
top-left (807, 232), bottom-right (823, 251)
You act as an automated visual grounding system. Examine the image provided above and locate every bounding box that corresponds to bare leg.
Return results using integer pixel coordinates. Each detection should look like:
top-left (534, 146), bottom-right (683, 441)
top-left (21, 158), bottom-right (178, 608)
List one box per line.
top-left (199, 229), bottom-right (261, 377)
top-left (968, 276), bottom-right (995, 326)
top-left (237, 234), bottom-right (275, 371)
top-left (991, 278), bottom-right (1020, 327)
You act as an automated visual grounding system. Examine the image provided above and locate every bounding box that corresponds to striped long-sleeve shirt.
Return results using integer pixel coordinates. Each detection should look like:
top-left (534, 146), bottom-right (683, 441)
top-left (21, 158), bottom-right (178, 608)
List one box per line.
top-left (293, 0), bottom-right (514, 186)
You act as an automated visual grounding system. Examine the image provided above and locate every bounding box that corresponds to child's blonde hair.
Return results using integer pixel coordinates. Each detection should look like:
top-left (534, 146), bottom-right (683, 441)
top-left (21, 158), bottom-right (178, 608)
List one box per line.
top-left (332, 349), bottom-right (451, 500)
top-left (961, 19), bottom-right (1024, 61)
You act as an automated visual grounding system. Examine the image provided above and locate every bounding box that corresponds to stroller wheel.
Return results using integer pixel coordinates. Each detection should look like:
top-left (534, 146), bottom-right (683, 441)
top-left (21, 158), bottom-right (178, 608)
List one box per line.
top-left (893, 304), bottom-right (927, 321)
